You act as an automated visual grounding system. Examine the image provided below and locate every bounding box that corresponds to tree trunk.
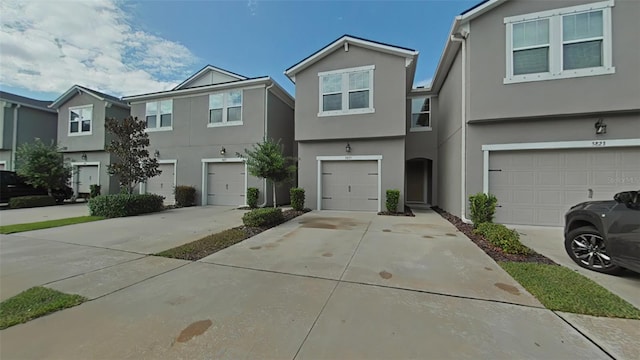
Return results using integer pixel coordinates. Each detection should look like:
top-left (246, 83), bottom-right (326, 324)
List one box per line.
top-left (272, 182), bottom-right (277, 208)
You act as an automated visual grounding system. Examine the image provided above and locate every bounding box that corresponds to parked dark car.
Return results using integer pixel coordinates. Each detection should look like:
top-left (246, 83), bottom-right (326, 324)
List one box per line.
top-left (0, 170), bottom-right (73, 204)
top-left (564, 190), bottom-right (640, 275)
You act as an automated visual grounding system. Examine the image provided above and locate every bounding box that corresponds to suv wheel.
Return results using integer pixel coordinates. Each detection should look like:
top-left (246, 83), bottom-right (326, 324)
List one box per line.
top-left (564, 226), bottom-right (622, 275)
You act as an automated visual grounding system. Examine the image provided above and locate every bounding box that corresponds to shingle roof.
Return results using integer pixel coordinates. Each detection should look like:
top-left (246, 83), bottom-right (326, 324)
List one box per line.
top-left (0, 91), bottom-right (55, 112)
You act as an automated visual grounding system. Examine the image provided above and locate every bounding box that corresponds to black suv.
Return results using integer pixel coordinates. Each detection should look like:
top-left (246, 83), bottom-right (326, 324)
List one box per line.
top-left (0, 170), bottom-right (73, 204)
top-left (564, 190), bottom-right (640, 275)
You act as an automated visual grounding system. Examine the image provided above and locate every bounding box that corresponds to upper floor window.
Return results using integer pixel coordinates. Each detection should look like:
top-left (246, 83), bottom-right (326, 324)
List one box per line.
top-left (209, 90), bottom-right (243, 127)
top-left (410, 97), bottom-right (431, 131)
top-left (69, 105), bottom-right (92, 136)
top-left (146, 100), bottom-right (172, 131)
top-left (504, 0), bottom-right (614, 84)
top-left (318, 65), bottom-right (374, 117)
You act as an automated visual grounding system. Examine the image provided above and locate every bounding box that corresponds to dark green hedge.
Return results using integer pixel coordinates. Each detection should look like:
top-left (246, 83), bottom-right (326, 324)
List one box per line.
top-left (174, 186), bottom-right (196, 207)
top-left (385, 189), bottom-right (400, 212)
top-left (290, 188), bottom-right (305, 211)
top-left (9, 196), bottom-right (57, 209)
top-left (242, 208), bottom-right (284, 227)
top-left (88, 194), bottom-right (165, 218)
top-left (474, 223), bottom-right (530, 255)
top-left (247, 187), bottom-right (259, 209)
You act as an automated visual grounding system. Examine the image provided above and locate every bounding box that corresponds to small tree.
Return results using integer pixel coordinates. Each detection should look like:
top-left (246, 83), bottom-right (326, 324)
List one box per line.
top-left (16, 138), bottom-right (71, 196)
top-left (242, 138), bottom-right (295, 208)
top-left (105, 116), bottom-right (161, 194)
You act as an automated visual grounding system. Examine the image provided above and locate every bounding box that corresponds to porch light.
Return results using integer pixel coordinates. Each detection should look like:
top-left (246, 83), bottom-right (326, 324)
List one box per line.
top-left (595, 118), bottom-right (607, 135)
top-left (154, 150), bottom-right (160, 158)
top-left (220, 147), bottom-right (226, 155)
top-left (81, 153), bottom-right (87, 161)
top-left (345, 143), bottom-right (351, 153)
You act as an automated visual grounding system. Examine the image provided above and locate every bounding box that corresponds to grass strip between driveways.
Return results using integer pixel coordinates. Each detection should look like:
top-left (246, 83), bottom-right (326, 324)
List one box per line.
top-left (0, 216), bottom-right (104, 234)
top-left (499, 262), bottom-right (640, 319)
top-left (0, 287), bottom-right (87, 329)
top-left (155, 227), bottom-right (249, 261)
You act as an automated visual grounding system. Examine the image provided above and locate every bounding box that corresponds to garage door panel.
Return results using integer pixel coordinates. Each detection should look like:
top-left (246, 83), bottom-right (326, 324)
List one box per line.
top-left (321, 160), bottom-right (378, 211)
top-left (207, 163), bottom-right (244, 206)
top-left (147, 163), bottom-right (175, 205)
top-left (490, 147), bottom-right (640, 226)
top-left (77, 165), bottom-right (99, 194)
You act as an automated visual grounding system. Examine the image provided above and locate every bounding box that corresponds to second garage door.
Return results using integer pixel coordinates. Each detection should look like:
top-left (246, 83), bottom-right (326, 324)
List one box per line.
top-left (207, 162), bottom-right (245, 206)
top-left (489, 147), bottom-right (640, 226)
top-left (321, 161), bottom-right (378, 211)
top-left (147, 163), bottom-right (175, 205)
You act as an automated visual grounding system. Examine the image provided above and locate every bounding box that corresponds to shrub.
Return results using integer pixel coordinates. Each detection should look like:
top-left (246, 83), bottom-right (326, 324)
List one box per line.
top-left (290, 188), bottom-right (305, 211)
top-left (247, 187), bottom-right (259, 209)
top-left (242, 208), bottom-right (284, 227)
top-left (474, 223), bottom-right (530, 255)
top-left (469, 192), bottom-right (498, 227)
top-left (88, 194), bottom-right (164, 218)
top-left (9, 195), bottom-right (57, 209)
top-left (385, 189), bottom-right (400, 213)
top-left (174, 185), bottom-right (196, 207)
top-left (89, 184), bottom-right (101, 198)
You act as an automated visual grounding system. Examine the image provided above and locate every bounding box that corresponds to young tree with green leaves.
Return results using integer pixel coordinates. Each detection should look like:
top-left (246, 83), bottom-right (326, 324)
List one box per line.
top-left (15, 138), bottom-right (71, 196)
top-left (242, 138), bottom-right (296, 208)
top-left (105, 116), bottom-right (161, 194)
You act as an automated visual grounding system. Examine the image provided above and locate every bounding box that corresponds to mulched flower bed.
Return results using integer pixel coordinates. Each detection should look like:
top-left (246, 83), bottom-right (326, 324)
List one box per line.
top-left (156, 209), bottom-right (310, 261)
top-left (432, 207), bottom-right (556, 265)
top-left (378, 206), bottom-right (415, 217)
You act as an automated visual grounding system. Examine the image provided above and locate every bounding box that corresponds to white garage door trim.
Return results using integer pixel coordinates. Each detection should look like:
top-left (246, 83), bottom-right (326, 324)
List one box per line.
top-left (70, 161), bottom-right (100, 195)
top-left (140, 159), bottom-right (177, 194)
top-left (316, 155), bottom-right (383, 212)
top-left (201, 157), bottom-right (247, 206)
top-left (482, 138), bottom-right (640, 193)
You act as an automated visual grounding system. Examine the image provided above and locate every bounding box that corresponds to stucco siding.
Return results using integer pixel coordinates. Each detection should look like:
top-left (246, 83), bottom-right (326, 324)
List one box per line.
top-left (57, 93), bottom-right (107, 152)
top-left (298, 138), bottom-right (405, 211)
top-left (267, 91), bottom-right (296, 205)
top-left (467, 0), bottom-right (640, 121)
top-left (294, 45), bottom-right (407, 141)
top-left (16, 106), bottom-right (57, 147)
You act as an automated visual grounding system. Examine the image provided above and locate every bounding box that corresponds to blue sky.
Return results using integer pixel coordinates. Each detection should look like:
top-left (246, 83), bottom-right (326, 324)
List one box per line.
top-left (0, 0), bottom-right (478, 101)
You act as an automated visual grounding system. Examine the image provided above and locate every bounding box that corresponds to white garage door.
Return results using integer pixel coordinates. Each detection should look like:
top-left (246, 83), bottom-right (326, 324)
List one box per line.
top-left (489, 147), bottom-right (640, 226)
top-left (147, 163), bottom-right (175, 205)
top-left (76, 165), bottom-right (99, 194)
top-left (321, 161), bottom-right (378, 211)
top-left (0, 163), bottom-right (5, 170)
top-left (207, 162), bottom-right (245, 206)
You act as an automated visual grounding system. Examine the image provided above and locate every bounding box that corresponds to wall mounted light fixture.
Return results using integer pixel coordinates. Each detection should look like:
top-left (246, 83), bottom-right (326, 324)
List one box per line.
top-left (220, 147), bottom-right (226, 155)
top-left (154, 150), bottom-right (160, 158)
top-left (345, 143), bottom-right (351, 153)
top-left (81, 153), bottom-right (87, 161)
top-left (595, 118), bottom-right (607, 135)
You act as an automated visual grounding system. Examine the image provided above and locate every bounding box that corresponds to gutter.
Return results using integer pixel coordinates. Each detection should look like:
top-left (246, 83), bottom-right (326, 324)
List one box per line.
top-left (11, 104), bottom-right (20, 170)
top-left (450, 30), bottom-right (473, 224)
top-left (257, 82), bottom-right (275, 208)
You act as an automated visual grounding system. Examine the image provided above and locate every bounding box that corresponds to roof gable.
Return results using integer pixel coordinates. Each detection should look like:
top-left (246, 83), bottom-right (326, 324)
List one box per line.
top-left (49, 85), bottom-right (129, 109)
top-left (173, 65), bottom-right (247, 90)
top-left (285, 35), bottom-right (418, 82)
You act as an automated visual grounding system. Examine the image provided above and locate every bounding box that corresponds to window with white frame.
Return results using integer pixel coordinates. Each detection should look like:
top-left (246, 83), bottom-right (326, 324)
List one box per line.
top-left (209, 90), bottom-right (243, 126)
top-left (410, 97), bottom-right (431, 129)
top-left (318, 65), bottom-right (374, 116)
top-left (504, 0), bottom-right (614, 83)
top-left (145, 100), bottom-right (173, 130)
top-left (69, 105), bottom-right (92, 135)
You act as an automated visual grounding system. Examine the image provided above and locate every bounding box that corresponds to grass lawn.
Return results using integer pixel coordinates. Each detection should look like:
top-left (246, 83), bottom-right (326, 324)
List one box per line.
top-left (0, 216), bottom-right (104, 234)
top-left (155, 227), bottom-right (248, 261)
top-left (0, 287), bottom-right (87, 329)
top-left (500, 262), bottom-right (640, 319)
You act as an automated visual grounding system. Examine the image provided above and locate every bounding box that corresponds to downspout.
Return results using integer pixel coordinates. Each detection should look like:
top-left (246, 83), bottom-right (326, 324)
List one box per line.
top-left (257, 82), bottom-right (274, 207)
top-left (11, 104), bottom-right (20, 170)
top-left (450, 31), bottom-right (472, 224)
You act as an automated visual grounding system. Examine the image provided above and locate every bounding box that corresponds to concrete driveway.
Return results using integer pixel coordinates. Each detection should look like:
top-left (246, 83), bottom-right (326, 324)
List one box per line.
top-left (3, 209), bottom-right (636, 359)
top-left (515, 225), bottom-right (640, 310)
top-left (0, 202), bottom-right (90, 226)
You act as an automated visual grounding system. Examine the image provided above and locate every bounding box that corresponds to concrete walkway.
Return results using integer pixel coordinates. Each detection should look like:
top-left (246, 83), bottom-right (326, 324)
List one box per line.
top-left (0, 202), bottom-right (90, 226)
top-left (1, 210), bottom-right (637, 359)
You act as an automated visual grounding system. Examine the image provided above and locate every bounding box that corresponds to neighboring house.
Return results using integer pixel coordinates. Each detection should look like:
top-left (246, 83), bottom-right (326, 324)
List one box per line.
top-left (0, 91), bottom-right (57, 170)
top-left (49, 85), bottom-right (131, 197)
top-left (285, 35), bottom-right (437, 212)
top-left (123, 65), bottom-right (295, 206)
top-left (427, 0), bottom-right (640, 226)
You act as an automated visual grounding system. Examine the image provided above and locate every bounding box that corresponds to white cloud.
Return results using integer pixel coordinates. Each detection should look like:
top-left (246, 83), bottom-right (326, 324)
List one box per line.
top-left (0, 0), bottom-right (198, 97)
top-left (414, 77), bottom-right (433, 88)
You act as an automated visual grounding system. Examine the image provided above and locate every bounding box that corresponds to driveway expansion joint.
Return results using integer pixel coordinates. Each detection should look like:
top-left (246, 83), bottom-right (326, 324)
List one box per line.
top-left (13, 234), bottom-right (149, 256)
top-left (552, 311), bottom-right (617, 360)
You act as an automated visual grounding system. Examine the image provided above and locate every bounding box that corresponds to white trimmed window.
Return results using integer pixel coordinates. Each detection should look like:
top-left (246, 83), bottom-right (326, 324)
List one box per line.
top-left (410, 97), bottom-right (431, 131)
top-left (145, 100), bottom-right (173, 130)
top-left (504, 0), bottom-right (614, 83)
top-left (209, 90), bottom-right (243, 127)
top-left (69, 105), bottom-right (92, 135)
top-left (318, 65), bottom-right (374, 116)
